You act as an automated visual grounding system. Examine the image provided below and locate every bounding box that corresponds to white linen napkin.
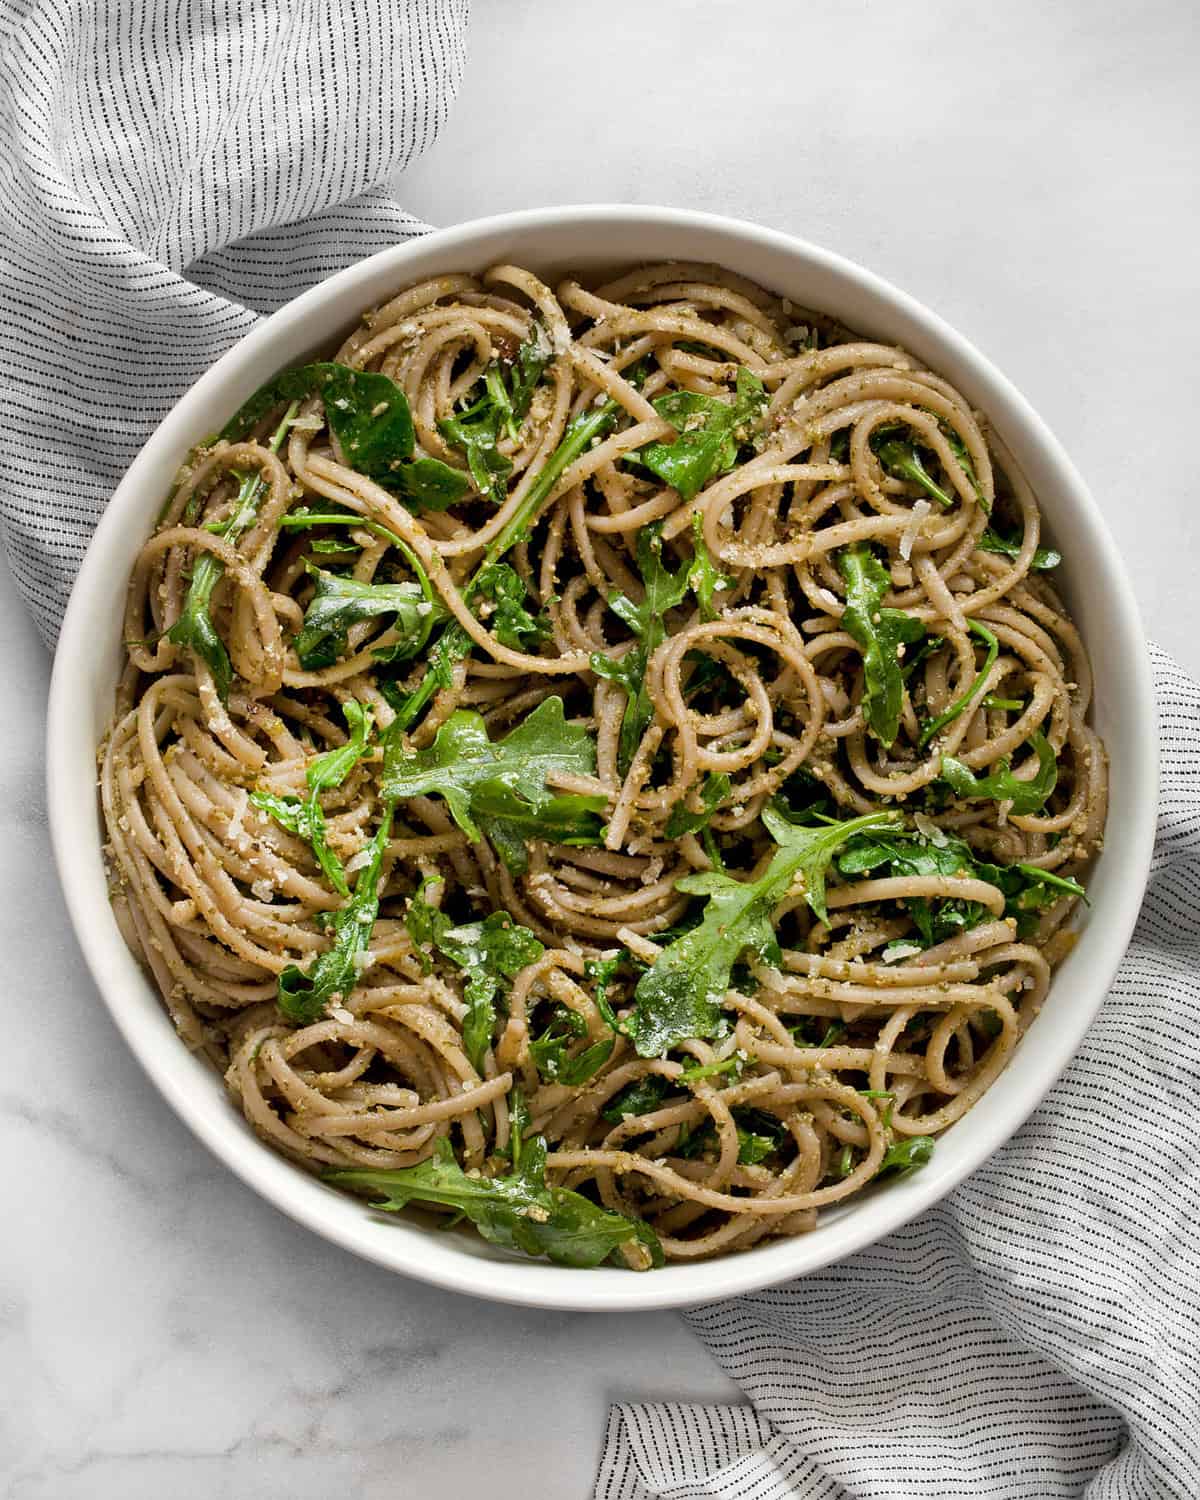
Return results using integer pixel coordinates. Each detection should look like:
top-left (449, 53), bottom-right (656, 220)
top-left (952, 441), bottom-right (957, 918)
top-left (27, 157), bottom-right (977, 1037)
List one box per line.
top-left (3, 10), bottom-right (1195, 1498)
top-left (594, 647), bottom-right (1200, 1498)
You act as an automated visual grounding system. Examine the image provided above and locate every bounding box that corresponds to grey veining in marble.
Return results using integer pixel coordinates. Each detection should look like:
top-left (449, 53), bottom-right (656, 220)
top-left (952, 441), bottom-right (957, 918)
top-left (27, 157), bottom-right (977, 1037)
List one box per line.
top-left (3, 3), bottom-right (1197, 1496)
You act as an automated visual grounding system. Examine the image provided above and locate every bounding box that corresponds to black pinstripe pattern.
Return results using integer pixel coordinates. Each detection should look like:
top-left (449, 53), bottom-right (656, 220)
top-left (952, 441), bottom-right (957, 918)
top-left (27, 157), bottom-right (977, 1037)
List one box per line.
top-left (0, 0), bottom-right (468, 643)
top-left (597, 649), bottom-right (1198, 1496)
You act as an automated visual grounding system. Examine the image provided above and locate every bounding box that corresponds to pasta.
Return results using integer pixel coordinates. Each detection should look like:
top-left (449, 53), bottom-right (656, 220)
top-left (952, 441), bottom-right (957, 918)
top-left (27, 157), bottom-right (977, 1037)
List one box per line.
top-left (101, 260), bottom-right (1107, 1269)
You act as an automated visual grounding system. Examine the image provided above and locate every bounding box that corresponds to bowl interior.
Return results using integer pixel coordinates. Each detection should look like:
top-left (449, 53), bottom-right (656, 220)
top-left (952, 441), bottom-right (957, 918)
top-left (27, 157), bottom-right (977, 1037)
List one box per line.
top-left (47, 207), bottom-right (1156, 1311)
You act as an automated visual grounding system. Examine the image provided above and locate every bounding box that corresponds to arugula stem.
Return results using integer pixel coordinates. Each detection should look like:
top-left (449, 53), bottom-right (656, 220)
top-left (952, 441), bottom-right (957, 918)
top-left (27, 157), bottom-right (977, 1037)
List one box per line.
top-left (467, 397), bottom-right (621, 595)
top-left (917, 620), bottom-right (1000, 749)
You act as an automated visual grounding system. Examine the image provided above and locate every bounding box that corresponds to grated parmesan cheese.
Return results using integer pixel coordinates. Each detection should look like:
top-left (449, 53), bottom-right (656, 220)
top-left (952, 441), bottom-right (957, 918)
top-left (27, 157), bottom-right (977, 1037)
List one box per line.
top-left (914, 812), bottom-right (948, 846)
top-left (898, 499), bottom-right (932, 562)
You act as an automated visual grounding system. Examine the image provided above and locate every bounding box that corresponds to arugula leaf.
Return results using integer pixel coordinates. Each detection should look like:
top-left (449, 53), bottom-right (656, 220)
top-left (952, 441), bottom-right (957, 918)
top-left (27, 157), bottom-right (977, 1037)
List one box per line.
top-left (475, 563), bottom-right (552, 652)
top-left (978, 526), bottom-right (1061, 571)
top-left (672, 1105), bottom-right (784, 1165)
top-left (631, 366), bottom-right (766, 502)
top-left (219, 361), bottom-right (468, 509)
top-left (439, 401), bottom-right (513, 507)
top-left (380, 697), bottom-right (606, 873)
top-left (872, 413), bottom-right (984, 510)
top-left (277, 806), bottom-right (392, 1023)
top-left (878, 1136), bottom-right (935, 1176)
top-left (838, 543), bottom-right (927, 747)
top-left (666, 772), bottom-right (731, 839)
top-left (585, 951), bottom-right (642, 1037)
top-left (591, 524), bottom-right (694, 775)
top-left (391, 456), bottom-right (473, 512)
top-left (838, 823), bottom-right (1085, 943)
top-left (252, 700), bottom-right (374, 895)
top-left (293, 565), bottom-right (441, 670)
top-left (601, 1074), bottom-right (671, 1123)
top-left (437, 911), bottom-right (545, 1072)
top-left (325, 1135), bottom-right (664, 1269)
top-left (688, 512), bottom-right (733, 619)
top-left (529, 1005), bottom-right (614, 1085)
top-left (403, 886), bottom-right (544, 1068)
top-left (166, 565), bottom-right (235, 701)
top-left (166, 400), bottom-right (300, 700)
top-left (677, 1054), bottom-right (746, 1084)
top-left (940, 730), bottom-right (1057, 816)
top-left (439, 322), bottom-right (553, 503)
top-left (504, 321), bottom-right (554, 436)
top-left (917, 620), bottom-right (999, 749)
top-left (871, 427), bottom-right (953, 509)
top-left (627, 806), bottom-right (900, 1057)
top-left (403, 876), bottom-right (451, 968)
top-left (734, 1108), bottom-right (787, 1164)
top-left (473, 396), bottom-right (625, 579)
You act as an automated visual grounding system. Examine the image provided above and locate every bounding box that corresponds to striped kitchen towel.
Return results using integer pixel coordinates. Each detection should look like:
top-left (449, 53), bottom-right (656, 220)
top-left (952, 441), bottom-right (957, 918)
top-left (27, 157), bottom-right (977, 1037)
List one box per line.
top-left (595, 647), bottom-right (1200, 1497)
top-left (0, 0), bottom-right (468, 644)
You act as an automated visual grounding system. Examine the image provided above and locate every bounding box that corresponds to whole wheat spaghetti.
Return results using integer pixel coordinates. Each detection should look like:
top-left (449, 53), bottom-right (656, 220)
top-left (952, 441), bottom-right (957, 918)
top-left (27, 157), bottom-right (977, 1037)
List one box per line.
top-left (102, 261), bottom-right (1106, 1269)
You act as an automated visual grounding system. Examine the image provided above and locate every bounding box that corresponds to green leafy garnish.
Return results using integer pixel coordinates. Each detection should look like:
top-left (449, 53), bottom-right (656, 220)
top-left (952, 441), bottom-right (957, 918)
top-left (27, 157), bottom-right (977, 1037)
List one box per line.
top-left (325, 1135), bottom-right (663, 1269)
top-left (871, 426), bottom-right (953, 509)
top-left (666, 772), bottom-right (731, 839)
top-left (251, 699), bottom-right (374, 895)
top-left (978, 526), bottom-right (1061, 571)
top-left (626, 806), bottom-right (901, 1057)
top-left (293, 566), bottom-right (441, 670)
top-left (381, 697), bottom-right (606, 873)
top-left (940, 730), bottom-right (1057, 816)
top-left (838, 543), bottom-right (926, 747)
top-left (590, 523), bottom-right (698, 775)
top-left (474, 563), bottom-right (552, 652)
top-left (878, 1136), bottom-right (935, 1177)
top-left (166, 399), bottom-right (300, 700)
top-left (677, 1054), bottom-right (746, 1085)
top-left (219, 361), bottom-right (468, 509)
top-left (277, 806), bottom-right (392, 1023)
top-left (688, 512), bottom-right (733, 619)
top-left (917, 620), bottom-right (999, 749)
top-left (838, 823), bottom-right (1086, 944)
top-left (439, 322), bottom-right (552, 503)
top-left (530, 1005), bottom-right (614, 1086)
top-left (631, 367), bottom-right (767, 502)
top-left (601, 1074), bottom-right (671, 1123)
top-left (404, 894), bottom-right (544, 1071)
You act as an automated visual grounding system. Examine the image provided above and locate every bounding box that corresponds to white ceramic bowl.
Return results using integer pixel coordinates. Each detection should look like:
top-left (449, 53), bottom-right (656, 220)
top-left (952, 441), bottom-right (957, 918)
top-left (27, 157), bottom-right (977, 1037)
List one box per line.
top-left (46, 206), bottom-right (1157, 1311)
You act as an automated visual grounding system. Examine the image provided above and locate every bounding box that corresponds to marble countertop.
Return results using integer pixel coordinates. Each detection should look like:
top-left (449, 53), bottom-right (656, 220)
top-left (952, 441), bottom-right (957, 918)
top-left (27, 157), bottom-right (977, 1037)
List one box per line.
top-left (3, 3), bottom-right (1197, 1496)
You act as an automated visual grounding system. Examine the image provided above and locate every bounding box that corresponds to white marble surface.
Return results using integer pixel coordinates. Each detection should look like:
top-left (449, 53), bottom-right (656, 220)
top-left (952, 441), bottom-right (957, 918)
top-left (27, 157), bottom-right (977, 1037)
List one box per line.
top-left (2, 3), bottom-right (1197, 1496)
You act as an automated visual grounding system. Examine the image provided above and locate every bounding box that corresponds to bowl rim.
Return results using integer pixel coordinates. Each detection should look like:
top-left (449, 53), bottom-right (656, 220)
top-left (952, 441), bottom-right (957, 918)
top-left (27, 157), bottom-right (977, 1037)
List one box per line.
top-left (46, 203), bottom-right (1157, 1311)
